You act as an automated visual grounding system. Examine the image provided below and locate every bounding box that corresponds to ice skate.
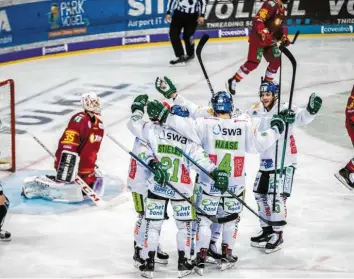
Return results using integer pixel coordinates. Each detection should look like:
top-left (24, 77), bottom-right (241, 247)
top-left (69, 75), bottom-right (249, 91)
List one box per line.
top-left (133, 245), bottom-right (145, 268)
top-left (220, 243), bottom-right (238, 271)
top-left (170, 56), bottom-right (186, 65)
top-left (335, 167), bottom-right (354, 191)
top-left (206, 240), bottom-right (222, 264)
top-left (140, 251), bottom-right (155, 278)
top-left (177, 251), bottom-right (194, 278)
top-left (0, 230), bottom-right (11, 242)
top-left (226, 77), bottom-right (237, 95)
top-left (265, 231), bottom-right (283, 254)
top-left (250, 226), bottom-right (274, 248)
top-left (193, 248), bottom-right (207, 276)
top-left (185, 54), bottom-right (195, 63)
top-left (156, 244), bottom-right (169, 265)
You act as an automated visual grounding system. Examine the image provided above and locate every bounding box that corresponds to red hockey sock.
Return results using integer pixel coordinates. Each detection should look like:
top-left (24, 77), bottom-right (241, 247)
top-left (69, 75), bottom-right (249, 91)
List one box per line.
top-left (346, 158), bottom-right (354, 172)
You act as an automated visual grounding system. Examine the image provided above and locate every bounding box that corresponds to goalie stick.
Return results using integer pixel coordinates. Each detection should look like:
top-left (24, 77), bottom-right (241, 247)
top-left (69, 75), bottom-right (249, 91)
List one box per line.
top-left (29, 133), bottom-right (106, 207)
top-left (175, 146), bottom-right (287, 227)
top-left (196, 34), bottom-right (215, 97)
top-left (106, 133), bottom-right (238, 224)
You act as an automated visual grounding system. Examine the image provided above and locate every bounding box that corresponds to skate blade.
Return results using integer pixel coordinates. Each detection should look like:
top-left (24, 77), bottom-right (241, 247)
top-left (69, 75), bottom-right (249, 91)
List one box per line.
top-left (178, 270), bottom-right (193, 278)
top-left (334, 173), bottom-right (354, 191)
top-left (265, 244), bottom-right (282, 254)
top-left (141, 271), bottom-right (153, 278)
top-left (0, 238), bottom-right (11, 242)
top-left (194, 266), bottom-right (203, 276)
top-left (155, 258), bottom-right (168, 265)
top-left (250, 242), bottom-right (267, 248)
top-left (206, 256), bottom-right (218, 264)
top-left (134, 261), bottom-right (144, 268)
top-left (169, 62), bottom-right (186, 67)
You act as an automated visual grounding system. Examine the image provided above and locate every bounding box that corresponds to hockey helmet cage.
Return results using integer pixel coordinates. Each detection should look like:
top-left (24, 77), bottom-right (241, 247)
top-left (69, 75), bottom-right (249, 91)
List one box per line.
top-left (81, 92), bottom-right (101, 113)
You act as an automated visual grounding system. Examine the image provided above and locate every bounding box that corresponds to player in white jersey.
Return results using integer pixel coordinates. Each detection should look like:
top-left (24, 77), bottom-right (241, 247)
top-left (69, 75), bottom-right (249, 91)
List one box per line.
top-left (247, 81), bottom-right (322, 253)
top-left (154, 79), bottom-right (289, 273)
top-left (127, 137), bottom-right (169, 267)
top-left (127, 95), bottom-right (229, 278)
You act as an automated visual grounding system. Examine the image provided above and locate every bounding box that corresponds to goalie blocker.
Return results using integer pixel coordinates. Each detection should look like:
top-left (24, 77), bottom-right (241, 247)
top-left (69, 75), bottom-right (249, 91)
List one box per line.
top-left (56, 150), bottom-right (80, 183)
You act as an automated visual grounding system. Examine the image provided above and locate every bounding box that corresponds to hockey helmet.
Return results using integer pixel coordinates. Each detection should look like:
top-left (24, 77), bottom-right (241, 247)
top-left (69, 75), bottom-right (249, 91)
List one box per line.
top-left (170, 105), bottom-right (189, 118)
top-left (211, 91), bottom-right (233, 114)
top-left (81, 92), bottom-right (101, 114)
top-left (259, 81), bottom-right (279, 98)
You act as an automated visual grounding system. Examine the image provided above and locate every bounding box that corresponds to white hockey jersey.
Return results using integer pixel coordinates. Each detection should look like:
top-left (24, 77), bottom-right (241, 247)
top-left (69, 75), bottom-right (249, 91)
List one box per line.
top-left (127, 111), bottom-right (217, 200)
top-left (166, 114), bottom-right (282, 197)
top-left (247, 101), bottom-right (315, 171)
top-left (126, 137), bottom-right (154, 195)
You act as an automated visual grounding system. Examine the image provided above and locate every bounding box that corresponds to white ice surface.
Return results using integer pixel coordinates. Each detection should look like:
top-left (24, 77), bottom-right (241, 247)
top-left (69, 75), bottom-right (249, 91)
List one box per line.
top-left (0, 36), bottom-right (354, 278)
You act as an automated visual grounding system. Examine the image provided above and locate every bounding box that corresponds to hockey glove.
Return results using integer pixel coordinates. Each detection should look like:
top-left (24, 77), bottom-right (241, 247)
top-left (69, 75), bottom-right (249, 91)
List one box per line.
top-left (279, 109), bottom-right (296, 124)
top-left (307, 93), bottom-right (322, 115)
top-left (281, 34), bottom-right (291, 47)
top-left (210, 169), bottom-right (229, 194)
top-left (147, 100), bottom-right (169, 124)
top-left (155, 76), bottom-right (177, 99)
top-left (149, 160), bottom-right (169, 185)
top-left (270, 115), bottom-right (285, 135)
top-left (131, 94), bottom-right (149, 113)
top-left (259, 29), bottom-right (274, 45)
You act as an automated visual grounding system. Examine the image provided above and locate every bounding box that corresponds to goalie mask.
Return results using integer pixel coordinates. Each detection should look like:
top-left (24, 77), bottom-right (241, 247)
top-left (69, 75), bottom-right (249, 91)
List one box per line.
top-left (81, 92), bottom-right (101, 114)
top-left (211, 91), bottom-right (233, 114)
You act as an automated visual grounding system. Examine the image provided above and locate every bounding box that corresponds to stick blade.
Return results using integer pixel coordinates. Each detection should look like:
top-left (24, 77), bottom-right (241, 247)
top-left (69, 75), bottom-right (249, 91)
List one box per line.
top-left (196, 34), bottom-right (209, 57)
top-left (268, 220), bottom-right (287, 226)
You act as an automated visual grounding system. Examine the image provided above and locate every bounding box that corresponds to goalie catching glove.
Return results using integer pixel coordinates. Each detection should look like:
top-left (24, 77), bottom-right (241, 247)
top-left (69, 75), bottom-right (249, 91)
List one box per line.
top-left (155, 76), bottom-right (177, 99)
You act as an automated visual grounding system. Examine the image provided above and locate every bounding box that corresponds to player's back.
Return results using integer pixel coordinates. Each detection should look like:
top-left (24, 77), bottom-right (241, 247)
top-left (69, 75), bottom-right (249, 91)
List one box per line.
top-left (197, 117), bottom-right (247, 196)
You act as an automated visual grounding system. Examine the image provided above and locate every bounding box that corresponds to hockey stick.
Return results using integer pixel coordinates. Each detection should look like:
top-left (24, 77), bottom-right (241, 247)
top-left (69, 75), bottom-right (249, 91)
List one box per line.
top-left (196, 34), bottom-right (215, 97)
top-left (291, 31), bottom-right (300, 45)
top-left (29, 133), bottom-right (106, 207)
top-left (278, 45), bottom-right (297, 179)
top-left (107, 134), bottom-right (238, 224)
top-left (174, 146), bottom-right (287, 227)
top-left (272, 31), bottom-right (300, 211)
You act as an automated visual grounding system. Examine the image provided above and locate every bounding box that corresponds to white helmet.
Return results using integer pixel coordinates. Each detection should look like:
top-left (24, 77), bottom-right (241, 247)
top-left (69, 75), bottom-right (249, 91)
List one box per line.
top-left (81, 92), bottom-right (101, 113)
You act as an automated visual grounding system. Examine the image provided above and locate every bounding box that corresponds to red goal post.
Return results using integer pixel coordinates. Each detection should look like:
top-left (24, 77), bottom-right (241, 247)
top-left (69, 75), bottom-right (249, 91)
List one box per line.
top-left (0, 79), bottom-right (15, 172)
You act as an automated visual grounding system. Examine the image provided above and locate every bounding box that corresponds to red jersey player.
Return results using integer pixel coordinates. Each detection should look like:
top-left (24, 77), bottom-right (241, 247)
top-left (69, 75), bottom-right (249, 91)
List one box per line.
top-left (22, 92), bottom-right (105, 203)
top-left (335, 85), bottom-right (354, 190)
top-left (226, 0), bottom-right (291, 95)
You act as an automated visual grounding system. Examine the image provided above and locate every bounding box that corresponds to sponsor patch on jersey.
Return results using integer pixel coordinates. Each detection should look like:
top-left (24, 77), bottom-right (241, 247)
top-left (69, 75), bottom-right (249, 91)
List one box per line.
top-left (261, 159), bottom-right (273, 169)
top-left (213, 124), bottom-right (222, 135)
top-left (89, 133), bottom-right (103, 143)
top-left (73, 115), bottom-right (83, 123)
top-left (258, 8), bottom-right (268, 20)
top-left (98, 123), bottom-right (104, 129)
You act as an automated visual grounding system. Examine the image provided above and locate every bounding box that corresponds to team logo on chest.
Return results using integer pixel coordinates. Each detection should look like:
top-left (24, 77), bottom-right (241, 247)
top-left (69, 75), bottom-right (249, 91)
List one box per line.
top-left (89, 133), bottom-right (103, 143)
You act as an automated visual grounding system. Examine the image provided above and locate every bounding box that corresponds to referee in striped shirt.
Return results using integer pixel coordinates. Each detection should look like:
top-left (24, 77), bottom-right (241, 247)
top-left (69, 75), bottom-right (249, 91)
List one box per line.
top-left (166, 0), bottom-right (207, 65)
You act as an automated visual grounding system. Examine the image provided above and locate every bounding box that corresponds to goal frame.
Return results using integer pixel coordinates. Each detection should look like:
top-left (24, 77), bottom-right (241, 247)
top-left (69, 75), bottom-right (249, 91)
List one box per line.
top-left (0, 79), bottom-right (15, 172)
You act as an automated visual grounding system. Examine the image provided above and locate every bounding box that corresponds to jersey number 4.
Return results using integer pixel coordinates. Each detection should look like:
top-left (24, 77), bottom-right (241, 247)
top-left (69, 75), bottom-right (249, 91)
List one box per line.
top-left (209, 154), bottom-right (244, 177)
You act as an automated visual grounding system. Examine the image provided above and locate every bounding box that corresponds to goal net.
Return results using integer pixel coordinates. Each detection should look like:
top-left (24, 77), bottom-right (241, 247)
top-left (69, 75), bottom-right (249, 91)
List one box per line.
top-left (0, 79), bottom-right (15, 171)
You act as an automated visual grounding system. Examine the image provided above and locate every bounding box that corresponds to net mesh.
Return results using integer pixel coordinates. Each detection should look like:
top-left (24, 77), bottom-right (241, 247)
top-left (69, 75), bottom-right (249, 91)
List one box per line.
top-left (0, 79), bottom-right (15, 171)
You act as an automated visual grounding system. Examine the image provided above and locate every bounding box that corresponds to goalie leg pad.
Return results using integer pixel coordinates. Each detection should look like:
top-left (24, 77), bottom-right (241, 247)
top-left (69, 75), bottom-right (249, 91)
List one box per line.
top-left (56, 151), bottom-right (80, 183)
top-left (92, 176), bottom-right (104, 197)
top-left (22, 176), bottom-right (84, 203)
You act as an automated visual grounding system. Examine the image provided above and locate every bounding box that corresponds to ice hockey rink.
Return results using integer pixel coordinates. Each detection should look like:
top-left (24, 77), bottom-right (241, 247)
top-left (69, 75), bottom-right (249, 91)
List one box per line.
top-left (1, 35), bottom-right (354, 278)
